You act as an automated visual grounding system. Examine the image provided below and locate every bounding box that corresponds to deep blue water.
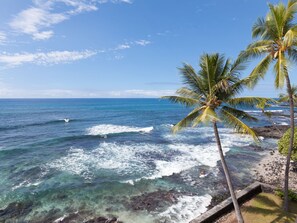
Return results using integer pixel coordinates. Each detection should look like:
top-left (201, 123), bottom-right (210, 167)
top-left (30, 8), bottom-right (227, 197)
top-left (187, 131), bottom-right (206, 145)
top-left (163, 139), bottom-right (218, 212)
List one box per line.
top-left (0, 99), bottom-right (289, 223)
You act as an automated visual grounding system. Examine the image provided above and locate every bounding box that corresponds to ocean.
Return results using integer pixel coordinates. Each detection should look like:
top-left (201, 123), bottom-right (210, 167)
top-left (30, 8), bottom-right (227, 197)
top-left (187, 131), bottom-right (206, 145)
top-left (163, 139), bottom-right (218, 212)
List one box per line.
top-left (0, 99), bottom-right (289, 223)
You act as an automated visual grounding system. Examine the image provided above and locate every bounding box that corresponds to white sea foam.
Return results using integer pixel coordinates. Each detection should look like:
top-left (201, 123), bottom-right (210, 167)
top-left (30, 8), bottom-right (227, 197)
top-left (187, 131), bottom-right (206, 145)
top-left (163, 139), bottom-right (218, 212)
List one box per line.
top-left (277, 122), bottom-right (289, 125)
top-left (47, 143), bottom-right (158, 180)
top-left (12, 180), bottom-right (43, 191)
top-left (86, 124), bottom-right (153, 136)
top-left (244, 109), bottom-right (283, 113)
top-left (47, 126), bottom-right (254, 182)
top-left (158, 194), bottom-right (212, 223)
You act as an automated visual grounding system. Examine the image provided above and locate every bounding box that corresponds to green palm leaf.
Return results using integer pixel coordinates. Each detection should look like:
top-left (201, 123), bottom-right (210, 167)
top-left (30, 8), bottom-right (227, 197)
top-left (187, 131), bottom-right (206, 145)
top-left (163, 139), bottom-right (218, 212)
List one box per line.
top-left (274, 52), bottom-right (288, 88)
top-left (192, 106), bottom-right (220, 126)
top-left (227, 97), bottom-right (276, 108)
top-left (246, 54), bottom-right (272, 88)
top-left (161, 96), bottom-right (199, 107)
top-left (179, 64), bottom-right (204, 95)
top-left (221, 106), bottom-right (257, 122)
top-left (220, 108), bottom-right (258, 141)
top-left (176, 87), bottom-right (202, 99)
top-left (172, 106), bottom-right (204, 133)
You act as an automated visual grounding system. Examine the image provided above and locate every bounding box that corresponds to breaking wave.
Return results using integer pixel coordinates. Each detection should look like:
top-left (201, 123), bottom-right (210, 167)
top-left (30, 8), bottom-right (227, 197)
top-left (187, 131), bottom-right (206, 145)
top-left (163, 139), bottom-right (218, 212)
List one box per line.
top-left (86, 124), bottom-right (154, 136)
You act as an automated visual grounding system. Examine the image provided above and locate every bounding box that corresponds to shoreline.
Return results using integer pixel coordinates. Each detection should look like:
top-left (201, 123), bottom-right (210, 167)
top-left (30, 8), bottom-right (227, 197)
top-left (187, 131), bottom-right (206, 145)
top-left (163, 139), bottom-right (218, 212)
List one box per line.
top-left (252, 147), bottom-right (297, 192)
top-left (252, 125), bottom-right (297, 192)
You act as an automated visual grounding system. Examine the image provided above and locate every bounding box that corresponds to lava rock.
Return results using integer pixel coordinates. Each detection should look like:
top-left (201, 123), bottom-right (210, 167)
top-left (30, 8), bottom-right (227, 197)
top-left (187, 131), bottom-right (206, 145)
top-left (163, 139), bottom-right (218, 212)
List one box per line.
top-left (127, 190), bottom-right (179, 212)
top-left (0, 201), bottom-right (33, 220)
top-left (84, 216), bottom-right (122, 223)
top-left (252, 125), bottom-right (289, 139)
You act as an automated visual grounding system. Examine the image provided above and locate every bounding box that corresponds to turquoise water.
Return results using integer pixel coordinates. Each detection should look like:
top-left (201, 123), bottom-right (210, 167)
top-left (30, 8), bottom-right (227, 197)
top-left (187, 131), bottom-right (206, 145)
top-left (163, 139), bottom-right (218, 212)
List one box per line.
top-left (0, 99), bottom-right (287, 222)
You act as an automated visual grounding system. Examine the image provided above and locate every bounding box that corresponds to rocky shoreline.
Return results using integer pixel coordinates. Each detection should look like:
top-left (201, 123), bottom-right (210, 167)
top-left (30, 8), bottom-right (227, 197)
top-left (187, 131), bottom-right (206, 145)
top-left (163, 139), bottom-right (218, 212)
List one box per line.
top-left (252, 125), bottom-right (297, 191)
top-left (252, 147), bottom-right (297, 192)
top-left (252, 125), bottom-right (289, 139)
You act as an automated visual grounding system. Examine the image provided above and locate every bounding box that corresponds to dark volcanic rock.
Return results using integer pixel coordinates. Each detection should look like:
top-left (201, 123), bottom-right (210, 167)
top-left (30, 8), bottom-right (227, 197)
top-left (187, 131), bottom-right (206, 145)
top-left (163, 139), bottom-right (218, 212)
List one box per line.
top-left (127, 190), bottom-right (179, 212)
top-left (84, 216), bottom-right (122, 223)
top-left (252, 125), bottom-right (289, 139)
top-left (207, 191), bottom-right (230, 209)
top-left (0, 201), bottom-right (33, 220)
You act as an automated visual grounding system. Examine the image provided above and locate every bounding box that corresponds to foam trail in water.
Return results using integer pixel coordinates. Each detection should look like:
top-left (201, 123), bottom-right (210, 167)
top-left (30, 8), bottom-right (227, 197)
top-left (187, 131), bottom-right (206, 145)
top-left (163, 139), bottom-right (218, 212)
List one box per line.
top-left (86, 124), bottom-right (153, 136)
top-left (159, 194), bottom-right (212, 223)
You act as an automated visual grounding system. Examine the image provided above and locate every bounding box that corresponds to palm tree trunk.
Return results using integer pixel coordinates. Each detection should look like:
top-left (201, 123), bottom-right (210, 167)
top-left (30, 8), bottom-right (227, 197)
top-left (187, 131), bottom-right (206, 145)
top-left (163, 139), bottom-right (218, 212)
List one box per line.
top-left (284, 74), bottom-right (295, 212)
top-left (213, 122), bottom-right (244, 223)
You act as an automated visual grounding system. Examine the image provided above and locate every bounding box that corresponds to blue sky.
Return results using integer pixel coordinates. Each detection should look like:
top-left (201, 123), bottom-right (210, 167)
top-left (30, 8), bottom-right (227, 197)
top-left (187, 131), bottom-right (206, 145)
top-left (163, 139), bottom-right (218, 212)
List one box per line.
top-left (0, 0), bottom-right (294, 98)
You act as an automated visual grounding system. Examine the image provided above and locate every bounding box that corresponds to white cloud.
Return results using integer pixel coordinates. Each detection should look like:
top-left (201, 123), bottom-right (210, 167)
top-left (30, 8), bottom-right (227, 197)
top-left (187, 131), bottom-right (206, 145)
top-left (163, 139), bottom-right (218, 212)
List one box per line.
top-left (0, 32), bottom-right (7, 44)
top-left (0, 50), bottom-right (96, 67)
top-left (135, 40), bottom-right (151, 46)
top-left (0, 37), bottom-right (151, 68)
top-left (33, 30), bottom-right (54, 40)
top-left (113, 39), bottom-right (150, 51)
top-left (110, 89), bottom-right (175, 97)
top-left (116, 44), bottom-right (131, 50)
top-left (9, 0), bottom-right (132, 40)
top-left (10, 7), bottom-right (67, 40)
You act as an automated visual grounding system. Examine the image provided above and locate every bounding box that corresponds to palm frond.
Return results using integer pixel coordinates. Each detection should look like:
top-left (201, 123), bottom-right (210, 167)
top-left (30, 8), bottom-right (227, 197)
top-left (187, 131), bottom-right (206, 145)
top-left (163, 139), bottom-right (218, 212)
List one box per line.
top-left (241, 44), bottom-right (270, 60)
top-left (246, 54), bottom-right (273, 88)
top-left (172, 106), bottom-right (204, 133)
top-left (192, 106), bottom-right (220, 126)
top-left (178, 64), bottom-right (204, 94)
top-left (161, 96), bottom-right (199, 107)
top-left (268, 3), bottom-right (286, 38)
top-left (220, 108), bottom-right (259, 141)
top-left (221, 106), bottom-right (258, 122)
top-left (274, 52), bottom-right (288, 88)
top-left (287, 47), bottom-right (297, 63)
top-left (285, 0), bottom-right (297, 22)
top-left (283, 27), bottom-right (297, 47)
top-left (176, 87), bottom-right (201, 99)
top-left (252, 17), bottom-right (267, 38)
top-left (229, 55), bottom-right (248, 77)
top-left (227, 97), bottom-right (277, 108)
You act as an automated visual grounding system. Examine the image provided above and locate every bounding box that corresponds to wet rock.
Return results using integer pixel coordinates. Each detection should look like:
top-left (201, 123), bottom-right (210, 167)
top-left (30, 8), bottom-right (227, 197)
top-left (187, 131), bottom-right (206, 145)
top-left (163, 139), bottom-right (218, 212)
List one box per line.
top-left (208, 191), bottom-right (230, 209)
top-left (51, 193), bottom-right (68, 200)
top-left (34, 208), bottom-right (61, 223)
top-left (252, 125), bottom-right (289, 139)
top-left (249, 145), bottom-right (264, 151)
top-left (54, 212), bottom-right (84, 223)
top-left (84, 216), bottom-right (123, 223)
top-left (0, 201), bottom-right (33, 220)
top-left (126, 190), bottom-right (179, 212)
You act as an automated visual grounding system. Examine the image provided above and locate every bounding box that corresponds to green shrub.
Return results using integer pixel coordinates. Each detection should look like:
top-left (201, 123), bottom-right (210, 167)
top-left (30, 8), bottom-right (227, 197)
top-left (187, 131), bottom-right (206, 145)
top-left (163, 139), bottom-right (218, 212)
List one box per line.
top-left (275, 188), bottom-right (297, 202)
top-left (278, 127), bottom-right (297, 161)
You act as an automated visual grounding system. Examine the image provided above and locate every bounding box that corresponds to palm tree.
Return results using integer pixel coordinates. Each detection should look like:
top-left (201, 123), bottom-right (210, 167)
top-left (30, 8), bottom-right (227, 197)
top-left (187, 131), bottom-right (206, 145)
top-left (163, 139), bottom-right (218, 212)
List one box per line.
top-left (162, 53), bottom-right (272, 223)
top-left (279, 85), bottom-right (297, 105)
top-left (240, 0), bottom-right (297, 211)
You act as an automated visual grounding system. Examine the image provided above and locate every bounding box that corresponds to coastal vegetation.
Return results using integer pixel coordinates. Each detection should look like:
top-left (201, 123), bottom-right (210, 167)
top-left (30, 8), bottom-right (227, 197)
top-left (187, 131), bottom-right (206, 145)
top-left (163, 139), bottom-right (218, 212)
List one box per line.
top-left (278, 127), bottom-right (297, 161)
top-left (240, 0), bottom-right (297, 211)
top-left (276, 189), bottom-right (297, 202)
top-left (162, 53), bottom-right (272, 223)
